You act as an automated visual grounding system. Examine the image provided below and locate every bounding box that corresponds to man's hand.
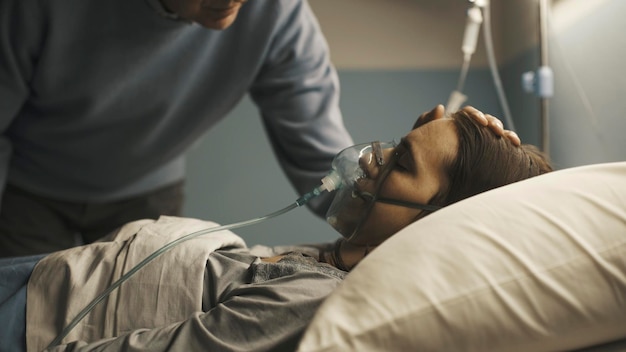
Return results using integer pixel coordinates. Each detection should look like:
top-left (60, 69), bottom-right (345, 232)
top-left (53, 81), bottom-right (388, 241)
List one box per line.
top-left (413, 104), bottom-right (521, 147)
top-left (460, 106), bottom-right (521, 146)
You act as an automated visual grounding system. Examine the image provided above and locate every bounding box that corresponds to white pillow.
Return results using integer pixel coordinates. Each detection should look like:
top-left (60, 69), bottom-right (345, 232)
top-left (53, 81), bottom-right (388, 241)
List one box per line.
top-left (298, 162), bottom-right (626, 352)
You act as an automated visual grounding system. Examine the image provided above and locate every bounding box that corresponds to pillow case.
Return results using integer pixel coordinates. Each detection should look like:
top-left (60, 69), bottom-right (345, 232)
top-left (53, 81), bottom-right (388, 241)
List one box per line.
top-left (298, 162), bottom-right (626, 352)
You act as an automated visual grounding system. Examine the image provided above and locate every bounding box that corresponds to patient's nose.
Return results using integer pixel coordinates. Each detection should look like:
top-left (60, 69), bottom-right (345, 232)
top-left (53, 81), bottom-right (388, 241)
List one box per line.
top-left (358, 147), bottom-right (394, 180)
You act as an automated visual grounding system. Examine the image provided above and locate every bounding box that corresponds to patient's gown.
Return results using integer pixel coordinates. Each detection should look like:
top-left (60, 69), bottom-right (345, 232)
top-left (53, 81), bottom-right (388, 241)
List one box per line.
top-left (14, 215), bottom-right (346, 352)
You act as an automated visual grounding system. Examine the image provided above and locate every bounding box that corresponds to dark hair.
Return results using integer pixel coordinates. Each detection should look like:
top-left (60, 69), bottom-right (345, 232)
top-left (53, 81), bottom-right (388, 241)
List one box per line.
top-left (428, 110), bottom-right (552, 210)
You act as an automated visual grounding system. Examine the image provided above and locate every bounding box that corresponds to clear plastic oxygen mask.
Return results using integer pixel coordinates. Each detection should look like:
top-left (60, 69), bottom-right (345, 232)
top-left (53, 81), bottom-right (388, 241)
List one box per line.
top-left (323, 140), bottom-right (442, 243)
top-left (323, 141), bottom-right (394, 241)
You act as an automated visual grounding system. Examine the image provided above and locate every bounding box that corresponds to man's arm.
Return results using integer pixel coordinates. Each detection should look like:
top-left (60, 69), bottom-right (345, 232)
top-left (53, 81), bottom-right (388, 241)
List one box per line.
top-left (249, 0), bottom-right (354, 218)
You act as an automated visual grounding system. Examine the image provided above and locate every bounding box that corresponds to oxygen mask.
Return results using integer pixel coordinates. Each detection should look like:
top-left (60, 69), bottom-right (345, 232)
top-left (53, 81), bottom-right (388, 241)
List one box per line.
top-left (323, 141), bottom-right (396, 242)
top-left (323, 140), bottom-right (442, 243)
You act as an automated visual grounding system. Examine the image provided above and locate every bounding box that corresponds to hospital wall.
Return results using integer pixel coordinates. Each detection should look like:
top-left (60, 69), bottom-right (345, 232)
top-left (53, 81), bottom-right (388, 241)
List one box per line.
top-left (183, 0), bottom-right (626, 247)
top-left (501, 0), bottom-right (626, 169)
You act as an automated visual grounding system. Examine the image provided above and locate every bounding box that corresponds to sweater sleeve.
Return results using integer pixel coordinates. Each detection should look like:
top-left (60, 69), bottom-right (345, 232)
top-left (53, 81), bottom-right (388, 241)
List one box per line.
top-left (248, 0), bottom-right (354, 218)
top-left (0, 0), bottom-right (44, 200)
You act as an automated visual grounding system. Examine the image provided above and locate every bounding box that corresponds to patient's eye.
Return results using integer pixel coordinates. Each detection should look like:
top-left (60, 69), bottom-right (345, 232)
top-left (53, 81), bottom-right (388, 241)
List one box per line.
top-left (394, 151), bottom-right (412, 172)
top-left (392, 139), bottom-right (416, 174)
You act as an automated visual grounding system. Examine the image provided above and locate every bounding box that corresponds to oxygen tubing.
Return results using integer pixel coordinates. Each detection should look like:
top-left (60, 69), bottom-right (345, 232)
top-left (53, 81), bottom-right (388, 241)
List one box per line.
top-left (47, 185), bottom-right (328, 348)
top-left (482, 2), bottom-right (516, 131)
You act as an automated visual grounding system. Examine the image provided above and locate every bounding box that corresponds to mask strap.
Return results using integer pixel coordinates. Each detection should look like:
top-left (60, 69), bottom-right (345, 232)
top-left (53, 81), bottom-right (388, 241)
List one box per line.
top-left (367, 142), bottom-right (442, 212)
top-left (372, 141), bottom-right (385, 166)
top-left (346, 148), bottom-right (398, 241)
top-left (374, 197), bottom-right (442, 212)
top-left (347, 141), bottom-right (442, 241)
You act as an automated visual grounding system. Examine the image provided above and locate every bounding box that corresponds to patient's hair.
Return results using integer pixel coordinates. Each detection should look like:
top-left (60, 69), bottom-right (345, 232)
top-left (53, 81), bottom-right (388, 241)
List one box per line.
top-left (428, 110), bottom-right (553, 210)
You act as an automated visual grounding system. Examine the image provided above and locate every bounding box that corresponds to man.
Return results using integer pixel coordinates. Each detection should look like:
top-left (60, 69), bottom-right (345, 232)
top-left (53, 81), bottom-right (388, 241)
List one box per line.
top-left (0, 0), bottom-right (353, 256)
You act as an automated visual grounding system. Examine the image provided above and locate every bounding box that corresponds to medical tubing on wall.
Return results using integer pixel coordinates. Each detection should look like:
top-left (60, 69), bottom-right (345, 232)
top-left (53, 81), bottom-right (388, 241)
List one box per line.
top-left (456, 56), bottom-right (471, 93)
top-left (47, 184), bottom-right (329, 348)
top-left (457, 5), bottom-right (480, 93)
top-left (538, 0), bottom-right (550, 154)
top-left (482, 3), bottom-right (516, 131)
top-left (462, 6), bottom-right (483, 62)
top-left (446, 5), bottom-right (480, 114)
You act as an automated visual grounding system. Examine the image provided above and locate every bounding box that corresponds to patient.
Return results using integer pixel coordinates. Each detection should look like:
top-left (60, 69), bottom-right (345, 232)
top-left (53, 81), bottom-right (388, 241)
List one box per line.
top-left (0, 105), bottom-right (551, 352)
top-left (310, 104), bottom-right (551, 271)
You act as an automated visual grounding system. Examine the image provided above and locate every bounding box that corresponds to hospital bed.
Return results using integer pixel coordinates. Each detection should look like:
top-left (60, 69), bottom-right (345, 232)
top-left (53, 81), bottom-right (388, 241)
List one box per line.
top-left (297, 161), bottom-right (626, 351)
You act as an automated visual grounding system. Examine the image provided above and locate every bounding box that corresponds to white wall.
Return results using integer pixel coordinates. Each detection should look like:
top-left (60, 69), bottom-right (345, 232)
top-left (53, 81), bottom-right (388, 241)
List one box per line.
top-left (499, 0), bottom-right (626, 167)
top-left (544, 0), bottom-right (626, 167)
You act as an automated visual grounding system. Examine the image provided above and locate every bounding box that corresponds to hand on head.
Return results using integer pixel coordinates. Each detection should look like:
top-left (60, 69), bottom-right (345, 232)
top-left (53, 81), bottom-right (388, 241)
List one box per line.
top-left (414, 104), bottom-right (521, 147)
top-left (460, 106), bottom-right (521, 146)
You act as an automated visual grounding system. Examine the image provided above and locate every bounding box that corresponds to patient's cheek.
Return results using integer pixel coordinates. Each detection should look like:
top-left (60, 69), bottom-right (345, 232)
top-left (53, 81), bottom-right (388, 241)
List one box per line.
top-left (358, 207), bottom-right (418, 245)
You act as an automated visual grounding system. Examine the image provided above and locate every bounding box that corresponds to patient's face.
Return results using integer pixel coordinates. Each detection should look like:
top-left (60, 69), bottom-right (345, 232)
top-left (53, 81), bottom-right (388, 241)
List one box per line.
top-left (159, 0), bottom-right (247, 29)
top-left (344, 118), bottom-right (458, 246)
